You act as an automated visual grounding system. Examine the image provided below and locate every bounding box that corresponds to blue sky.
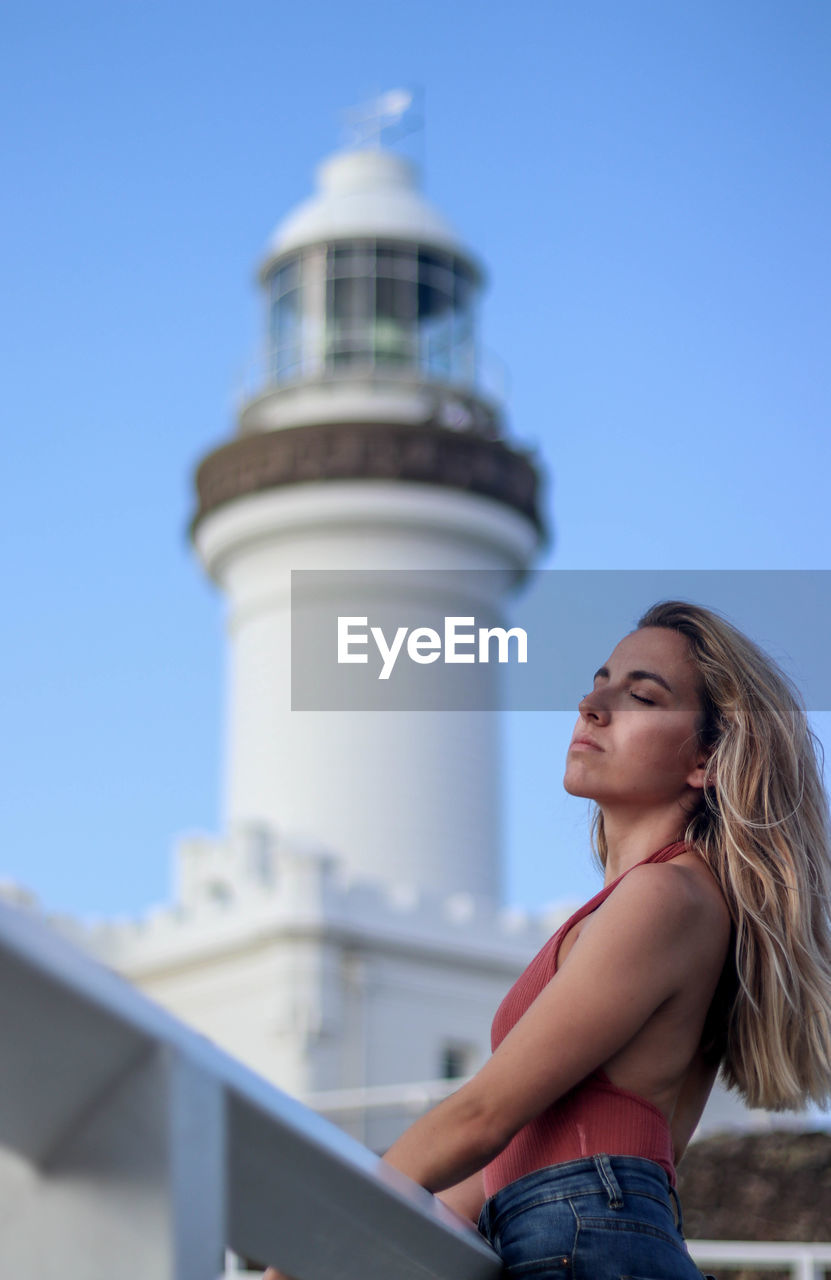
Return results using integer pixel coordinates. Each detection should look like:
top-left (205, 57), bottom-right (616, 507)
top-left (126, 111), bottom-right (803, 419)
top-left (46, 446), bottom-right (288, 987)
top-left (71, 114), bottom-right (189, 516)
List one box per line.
top-left (2, 0), bottom-right (830, 920)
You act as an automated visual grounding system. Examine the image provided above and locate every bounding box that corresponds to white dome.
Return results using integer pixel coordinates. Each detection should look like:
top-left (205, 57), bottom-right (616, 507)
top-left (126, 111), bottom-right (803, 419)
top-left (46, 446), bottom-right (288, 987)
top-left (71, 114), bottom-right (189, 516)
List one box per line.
top-left (261, 149), bottom-right (482, 275)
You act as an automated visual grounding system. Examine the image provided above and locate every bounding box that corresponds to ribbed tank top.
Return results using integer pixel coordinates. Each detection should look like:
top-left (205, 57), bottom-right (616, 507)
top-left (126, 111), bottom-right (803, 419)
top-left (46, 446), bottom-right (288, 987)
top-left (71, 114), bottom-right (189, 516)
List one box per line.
top-left (483, 841), bottom-right (688, 1196)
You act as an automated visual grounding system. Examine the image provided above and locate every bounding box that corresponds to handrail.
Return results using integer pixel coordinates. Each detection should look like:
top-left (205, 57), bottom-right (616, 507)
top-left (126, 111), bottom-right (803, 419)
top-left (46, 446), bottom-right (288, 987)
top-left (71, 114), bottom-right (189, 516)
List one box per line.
top-left (303, 1076), bottom-right (467, 1116)
top-left (0, 898), bottom-right (501, 1280)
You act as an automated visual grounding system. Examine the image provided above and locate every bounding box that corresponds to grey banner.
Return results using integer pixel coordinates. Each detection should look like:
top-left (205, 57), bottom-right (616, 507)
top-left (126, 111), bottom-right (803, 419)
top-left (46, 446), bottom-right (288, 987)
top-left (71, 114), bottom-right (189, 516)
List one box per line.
top-left (290, 569), bottom-right (830, 712)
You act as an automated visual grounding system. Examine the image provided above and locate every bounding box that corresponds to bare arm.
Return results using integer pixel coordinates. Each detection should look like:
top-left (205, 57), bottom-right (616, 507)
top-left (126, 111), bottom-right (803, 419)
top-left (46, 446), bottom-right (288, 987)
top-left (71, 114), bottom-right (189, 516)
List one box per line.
top-left (264, 867), bottom-right (709, 1276)
top-left (382, 865), bottom-right (705, 1191)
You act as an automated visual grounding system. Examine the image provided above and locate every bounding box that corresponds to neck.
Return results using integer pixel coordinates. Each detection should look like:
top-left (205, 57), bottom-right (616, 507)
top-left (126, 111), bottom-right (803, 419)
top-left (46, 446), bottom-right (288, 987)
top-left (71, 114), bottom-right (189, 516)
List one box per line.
top-left (601, 808), bottom-right (688, 884)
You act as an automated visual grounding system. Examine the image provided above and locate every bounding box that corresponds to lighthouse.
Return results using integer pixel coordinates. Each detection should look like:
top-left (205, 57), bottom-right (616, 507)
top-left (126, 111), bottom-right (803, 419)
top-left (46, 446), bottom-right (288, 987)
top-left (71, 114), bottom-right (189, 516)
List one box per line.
top-left (191, 145), bottom-right (545, 905)
top-left (82, 141), bottom-right (556, 1147)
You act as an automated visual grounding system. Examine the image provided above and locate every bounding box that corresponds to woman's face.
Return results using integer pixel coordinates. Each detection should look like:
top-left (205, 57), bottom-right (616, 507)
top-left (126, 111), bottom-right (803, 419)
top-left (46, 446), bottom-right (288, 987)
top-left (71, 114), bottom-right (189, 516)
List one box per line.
top-left (563, 626), bottom-right (707, 812)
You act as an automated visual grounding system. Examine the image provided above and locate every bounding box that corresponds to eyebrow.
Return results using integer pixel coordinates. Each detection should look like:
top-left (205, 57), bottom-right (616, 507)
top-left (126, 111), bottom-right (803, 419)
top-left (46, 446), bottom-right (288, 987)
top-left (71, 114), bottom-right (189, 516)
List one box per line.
top-left (593, 666), bottom-right (674, 694)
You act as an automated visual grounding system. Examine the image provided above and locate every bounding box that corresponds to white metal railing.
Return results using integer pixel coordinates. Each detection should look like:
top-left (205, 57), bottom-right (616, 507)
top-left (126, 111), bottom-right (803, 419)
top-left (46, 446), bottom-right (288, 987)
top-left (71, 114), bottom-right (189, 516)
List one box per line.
top-left (304, 1077), bottom-right (465, 1115)
top-left (690, 1241), bottom-right (831, 1280)
top-left (0, 898), bottom-right (501, 1280)
top-left (235, 343), bottom-right (509, 419)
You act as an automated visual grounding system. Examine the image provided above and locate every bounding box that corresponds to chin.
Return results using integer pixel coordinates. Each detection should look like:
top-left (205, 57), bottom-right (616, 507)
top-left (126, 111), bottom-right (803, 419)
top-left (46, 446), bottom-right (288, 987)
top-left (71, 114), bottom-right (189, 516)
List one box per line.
top-left (563, 772), bottom-right (594, 800)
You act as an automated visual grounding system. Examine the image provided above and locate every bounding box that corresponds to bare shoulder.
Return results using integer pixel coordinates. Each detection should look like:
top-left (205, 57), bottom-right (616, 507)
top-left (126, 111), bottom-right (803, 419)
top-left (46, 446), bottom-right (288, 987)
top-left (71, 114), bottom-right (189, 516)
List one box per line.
top-left (663, 852), bottom-right (731, 929)
top-left (589, 856), bottom-right (730, 948)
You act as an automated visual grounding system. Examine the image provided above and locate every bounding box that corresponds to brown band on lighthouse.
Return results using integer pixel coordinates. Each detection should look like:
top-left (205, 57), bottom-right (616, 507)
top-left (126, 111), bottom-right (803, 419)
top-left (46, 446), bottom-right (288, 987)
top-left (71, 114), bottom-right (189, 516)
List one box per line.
top-left (190, 421), bottom-right (545, 538)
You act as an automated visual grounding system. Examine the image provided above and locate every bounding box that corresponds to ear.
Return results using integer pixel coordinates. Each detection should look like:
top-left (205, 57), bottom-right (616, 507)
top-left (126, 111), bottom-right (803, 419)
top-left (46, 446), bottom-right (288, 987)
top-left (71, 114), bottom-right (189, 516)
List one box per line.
top-left (685, 747), bottom-right (710, 792)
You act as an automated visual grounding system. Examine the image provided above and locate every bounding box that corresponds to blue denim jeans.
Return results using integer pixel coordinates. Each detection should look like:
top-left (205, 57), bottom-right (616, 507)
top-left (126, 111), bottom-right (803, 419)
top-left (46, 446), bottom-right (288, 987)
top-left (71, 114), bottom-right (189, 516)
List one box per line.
top-left (477, 1155), bottom-right (714, 1280)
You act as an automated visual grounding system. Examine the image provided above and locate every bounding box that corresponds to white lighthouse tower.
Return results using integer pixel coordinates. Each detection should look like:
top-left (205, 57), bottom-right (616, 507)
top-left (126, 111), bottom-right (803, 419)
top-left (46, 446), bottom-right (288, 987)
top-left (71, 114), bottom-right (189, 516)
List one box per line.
top-left (191, 145), bottom-right (545, 905)
top-left (82, 140), bottom-right (557, 1152)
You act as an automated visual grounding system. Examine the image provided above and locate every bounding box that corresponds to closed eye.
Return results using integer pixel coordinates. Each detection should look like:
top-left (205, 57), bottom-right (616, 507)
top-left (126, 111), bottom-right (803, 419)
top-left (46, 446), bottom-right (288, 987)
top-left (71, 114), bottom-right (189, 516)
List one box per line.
top-left (630, 692), bottom-right (654, 705)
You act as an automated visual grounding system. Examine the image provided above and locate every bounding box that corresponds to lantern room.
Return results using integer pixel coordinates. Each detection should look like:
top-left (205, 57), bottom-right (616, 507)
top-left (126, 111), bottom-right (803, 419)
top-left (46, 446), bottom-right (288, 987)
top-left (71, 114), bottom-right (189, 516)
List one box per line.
top-left (263, 238), bottom-right (479, 386)
top-left (240, 148), bottom-right (498, 435)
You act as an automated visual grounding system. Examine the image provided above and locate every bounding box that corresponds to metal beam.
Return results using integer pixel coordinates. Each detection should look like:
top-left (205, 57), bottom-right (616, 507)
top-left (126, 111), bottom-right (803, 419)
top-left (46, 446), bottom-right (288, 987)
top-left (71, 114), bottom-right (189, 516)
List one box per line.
top-left (0, 899), bottom-right (500, 1280)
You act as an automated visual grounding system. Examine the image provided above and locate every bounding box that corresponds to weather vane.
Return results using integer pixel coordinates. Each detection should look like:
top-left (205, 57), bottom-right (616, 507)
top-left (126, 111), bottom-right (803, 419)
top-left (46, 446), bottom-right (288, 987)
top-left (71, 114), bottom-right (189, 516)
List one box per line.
top-left (342, 88), bottom-right (423, 149)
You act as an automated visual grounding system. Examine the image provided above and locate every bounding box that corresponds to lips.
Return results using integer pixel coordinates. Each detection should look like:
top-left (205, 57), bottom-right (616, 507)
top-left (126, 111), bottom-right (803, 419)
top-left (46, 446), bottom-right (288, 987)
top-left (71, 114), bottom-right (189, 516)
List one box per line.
top-left (569, 737), bottom-right (603, 751)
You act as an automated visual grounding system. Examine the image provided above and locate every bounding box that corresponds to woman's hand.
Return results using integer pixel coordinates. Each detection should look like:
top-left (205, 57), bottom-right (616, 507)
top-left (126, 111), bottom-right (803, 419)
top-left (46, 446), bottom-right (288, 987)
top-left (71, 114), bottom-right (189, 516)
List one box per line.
top-left (258, 1172), bottom-right (485, 1279)
top-left (435, 1169), bottom-right (487, 1230)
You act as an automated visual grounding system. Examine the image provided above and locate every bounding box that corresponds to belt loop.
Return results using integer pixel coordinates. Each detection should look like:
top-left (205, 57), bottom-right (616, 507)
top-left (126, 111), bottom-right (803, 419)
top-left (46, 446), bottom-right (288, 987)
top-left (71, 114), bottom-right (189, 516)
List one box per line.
top-left (593, 1154), bottom-right (624, 1208)
top-left (669, 1183), bottom-right (684, 1235)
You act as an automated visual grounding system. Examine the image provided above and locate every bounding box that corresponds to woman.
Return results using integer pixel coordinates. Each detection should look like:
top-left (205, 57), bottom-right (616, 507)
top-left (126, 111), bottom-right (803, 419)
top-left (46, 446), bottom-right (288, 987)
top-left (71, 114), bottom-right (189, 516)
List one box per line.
top-left (266, 600), bottom-right (831, 1280)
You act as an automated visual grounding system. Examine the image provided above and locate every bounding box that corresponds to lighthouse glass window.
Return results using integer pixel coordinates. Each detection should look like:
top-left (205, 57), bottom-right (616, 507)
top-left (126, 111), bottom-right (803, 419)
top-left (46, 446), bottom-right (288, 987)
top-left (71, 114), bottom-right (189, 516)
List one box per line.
top-left (267, 241), bottom-right (477, 385)
top-left (268, 258), bottom-right (303, 380)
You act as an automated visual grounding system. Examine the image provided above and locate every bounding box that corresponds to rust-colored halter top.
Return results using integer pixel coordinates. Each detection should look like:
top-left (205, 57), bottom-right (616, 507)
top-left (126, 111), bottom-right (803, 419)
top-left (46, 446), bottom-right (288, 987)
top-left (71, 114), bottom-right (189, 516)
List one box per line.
top-left (483, 842), bottom-right (688, 1195)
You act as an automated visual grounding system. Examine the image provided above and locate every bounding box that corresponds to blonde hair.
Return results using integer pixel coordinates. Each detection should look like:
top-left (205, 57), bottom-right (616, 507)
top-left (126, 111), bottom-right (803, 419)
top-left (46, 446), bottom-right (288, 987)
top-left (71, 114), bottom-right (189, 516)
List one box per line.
top-left (591, 599), bottom-right (831, 1111)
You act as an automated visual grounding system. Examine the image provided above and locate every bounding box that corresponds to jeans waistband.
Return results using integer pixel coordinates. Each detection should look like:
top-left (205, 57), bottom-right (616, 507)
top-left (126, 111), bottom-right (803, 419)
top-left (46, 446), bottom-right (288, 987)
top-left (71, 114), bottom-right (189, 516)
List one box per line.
top-left (483, 1155), bottom-right (683, 1230)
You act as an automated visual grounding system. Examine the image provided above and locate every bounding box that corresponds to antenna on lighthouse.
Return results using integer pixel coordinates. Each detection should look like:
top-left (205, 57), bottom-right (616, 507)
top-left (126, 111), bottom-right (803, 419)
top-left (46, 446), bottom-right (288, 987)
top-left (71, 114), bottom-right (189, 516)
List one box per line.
top-left (341, 87), bottom-right (423, 149)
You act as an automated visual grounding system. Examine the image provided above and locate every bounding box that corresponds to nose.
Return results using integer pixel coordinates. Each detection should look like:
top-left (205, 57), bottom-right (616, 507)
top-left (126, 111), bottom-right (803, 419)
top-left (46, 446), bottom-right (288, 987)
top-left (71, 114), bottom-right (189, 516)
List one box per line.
top-left (578, 689), bottom-right (609, 723)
